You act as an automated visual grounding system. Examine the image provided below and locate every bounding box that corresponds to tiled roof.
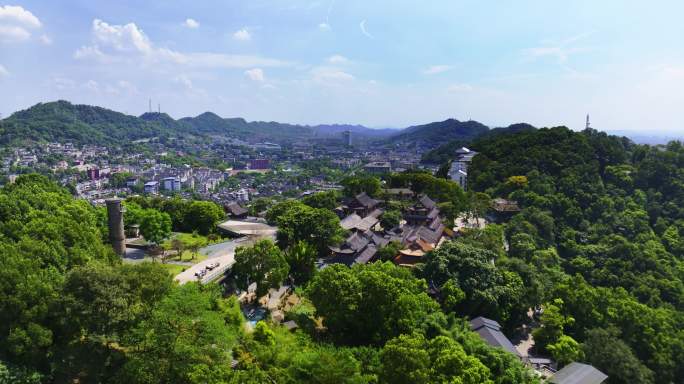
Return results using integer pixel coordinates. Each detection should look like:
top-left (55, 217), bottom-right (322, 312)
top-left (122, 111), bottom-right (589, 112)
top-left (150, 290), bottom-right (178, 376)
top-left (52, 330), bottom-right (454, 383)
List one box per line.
top-left (550, 363), bottom-right (608, 384)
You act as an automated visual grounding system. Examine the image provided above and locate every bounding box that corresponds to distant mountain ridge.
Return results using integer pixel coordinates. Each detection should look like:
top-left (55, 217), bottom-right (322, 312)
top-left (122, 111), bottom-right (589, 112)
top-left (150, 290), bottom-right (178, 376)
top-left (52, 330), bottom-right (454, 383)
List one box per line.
top-left (1, 100), bottom-right (540, 149)
top-left (386, 118), bottom-right (490, 147)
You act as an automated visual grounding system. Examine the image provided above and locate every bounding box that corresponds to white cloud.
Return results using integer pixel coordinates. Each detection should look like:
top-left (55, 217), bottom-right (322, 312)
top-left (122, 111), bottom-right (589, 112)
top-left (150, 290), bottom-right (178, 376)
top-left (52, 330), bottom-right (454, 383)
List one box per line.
top-left (183, 18), bottom-right (199, 29)
top-left (0, 5), bottom-right (44, 43)
top-left (359, 20), bottom-right (373, 39)
top-left (423, 65), bottom-right (453, 75)
top-left (232, 28), bottom-right (251, 41)
top-left (92, 19), bottom-right (152, 53)
top-left (318, 22), bottom-right (331, 31)
top-left (328, 54), bottom-right (350, 64)
top-left (174, 75), bottom-right (194, 89)
top-left (74, 45), bottom-right (108, 61)
top-left (244, 68), bottom-right (265, 82)
top-left (312, 66), bottom-right (355, 84)
top-left (0, 64), bottom-right (8, 77)
top-left (523, 32), bottom-right (591, 63)
top-left (39, 34), bottom-right (51, 45)
top-left (75, 19), bottom-right (291, 69)
top-left (0, 5), bottom-right (41, 28)
top-left (0, 25), bottom-right (29, 42)
top-left (84, 80), bottom-right (99, 92)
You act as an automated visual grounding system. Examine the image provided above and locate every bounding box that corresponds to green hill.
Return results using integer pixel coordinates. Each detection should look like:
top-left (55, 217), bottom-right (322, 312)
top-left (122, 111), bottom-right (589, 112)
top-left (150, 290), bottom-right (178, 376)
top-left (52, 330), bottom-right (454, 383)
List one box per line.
top-left (0, 100), bottom-right (171, 146)
top-left (420, 123), bottom-right (537, 164)
top-left (388, 118), bottom-right (489, 147)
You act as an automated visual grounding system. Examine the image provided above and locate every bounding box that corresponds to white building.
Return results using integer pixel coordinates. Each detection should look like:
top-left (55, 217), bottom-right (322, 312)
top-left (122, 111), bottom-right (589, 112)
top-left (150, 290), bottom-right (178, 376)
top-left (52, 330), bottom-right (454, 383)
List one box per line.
top-left (448, 147), bottom-right (477, 191)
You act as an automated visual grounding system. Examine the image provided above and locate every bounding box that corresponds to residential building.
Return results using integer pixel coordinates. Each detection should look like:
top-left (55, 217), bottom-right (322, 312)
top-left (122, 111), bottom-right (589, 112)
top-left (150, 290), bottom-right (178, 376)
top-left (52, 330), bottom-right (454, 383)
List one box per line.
top-left (144, 181), bottom-right (159, 194)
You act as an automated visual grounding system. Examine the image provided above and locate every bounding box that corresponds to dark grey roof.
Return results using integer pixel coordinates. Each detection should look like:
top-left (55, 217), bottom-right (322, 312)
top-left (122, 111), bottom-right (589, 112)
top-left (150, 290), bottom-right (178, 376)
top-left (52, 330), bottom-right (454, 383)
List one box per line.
top-left (469, 316), bottom-right (521, 357)
top-left (226, 202), bottom-right (248, 216)
top-left (470, 316), bottom-right (502, 331)
top-left (550, 363), bottom-right (608, 384)
top-left (419, 195), bottom-right (437, 210)
top-left (346, 232), bottom-right (370, 252)
top-left (340, 213), bottom-right (363, 230)
top-left (354, 192), bottom-right (379, 209)
top-left (354, 245), bottom-right (377, 264)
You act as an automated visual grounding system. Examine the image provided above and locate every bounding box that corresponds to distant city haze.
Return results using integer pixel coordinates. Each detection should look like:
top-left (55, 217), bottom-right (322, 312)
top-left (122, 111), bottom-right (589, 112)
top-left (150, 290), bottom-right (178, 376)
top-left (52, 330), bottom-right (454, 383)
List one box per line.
top-left (2, 1), bottom-right (684, 136)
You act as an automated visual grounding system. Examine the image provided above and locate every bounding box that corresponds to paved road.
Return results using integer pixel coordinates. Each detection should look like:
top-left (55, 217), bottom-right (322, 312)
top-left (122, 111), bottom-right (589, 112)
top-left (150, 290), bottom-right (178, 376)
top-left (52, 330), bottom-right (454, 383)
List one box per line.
top-left (174, 237), bottom-right (258, 285)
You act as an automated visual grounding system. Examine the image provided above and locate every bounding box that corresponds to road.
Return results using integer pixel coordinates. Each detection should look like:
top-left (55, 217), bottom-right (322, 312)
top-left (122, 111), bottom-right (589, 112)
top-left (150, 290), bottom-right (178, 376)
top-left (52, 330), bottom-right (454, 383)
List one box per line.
top-left (174, 236), bottom-right (264, 285)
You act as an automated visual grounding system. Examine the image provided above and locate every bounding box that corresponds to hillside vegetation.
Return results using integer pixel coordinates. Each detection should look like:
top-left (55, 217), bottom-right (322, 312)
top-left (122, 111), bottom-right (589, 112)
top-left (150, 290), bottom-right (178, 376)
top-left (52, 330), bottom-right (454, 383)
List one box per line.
top-left (467, 127), bottom-right (684, 383)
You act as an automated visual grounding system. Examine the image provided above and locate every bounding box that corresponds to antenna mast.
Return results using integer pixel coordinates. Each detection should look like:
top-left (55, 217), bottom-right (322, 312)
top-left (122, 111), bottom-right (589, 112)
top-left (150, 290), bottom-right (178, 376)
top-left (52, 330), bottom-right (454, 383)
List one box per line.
top-left (585, 114), bottom-right (591, 130)
top-left (149, 98), bottom-right (152, 113)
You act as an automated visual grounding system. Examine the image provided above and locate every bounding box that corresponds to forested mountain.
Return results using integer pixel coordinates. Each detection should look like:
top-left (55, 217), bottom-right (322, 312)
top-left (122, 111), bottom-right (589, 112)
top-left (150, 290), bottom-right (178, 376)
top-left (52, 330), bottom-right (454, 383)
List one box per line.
top-left (420, 123), bottom-right (537, 164)
top-left (0, 101), bottom-right (171, 146)
top-left (466, 127), bottom-right (684, 383)
top-left (0, 101), bottom-right (401, 146)
top-left (387, 118), bottom-right (489, 147)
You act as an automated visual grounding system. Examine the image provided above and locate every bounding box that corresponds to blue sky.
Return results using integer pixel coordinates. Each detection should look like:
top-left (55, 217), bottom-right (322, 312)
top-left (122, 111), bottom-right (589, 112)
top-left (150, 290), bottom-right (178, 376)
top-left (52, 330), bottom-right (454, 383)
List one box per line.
top-left (2, 1), bottom-right (684, 134)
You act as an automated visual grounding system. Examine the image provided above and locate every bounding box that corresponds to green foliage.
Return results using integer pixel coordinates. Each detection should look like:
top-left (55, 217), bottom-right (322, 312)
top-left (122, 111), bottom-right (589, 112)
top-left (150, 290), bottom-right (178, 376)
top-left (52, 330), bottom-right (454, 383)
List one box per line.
top-left (138, 209), bottom-right (172, 245)
top-left (387, 171), bottom-right (466, 210)
top-left (379, 333), bottom-right (493, 384)
top-left (341, 175), bottom-right (382, 198)
top-left (306, 262), bottom-right (439, 345)
top-left (547, 335), bottom-right (583, 368)
top-left (285, 241), bottom-right (318, 284)
top-left (182, 200), bottom-right (225, 235)
top-left (233, 239), bottom-right (290, 297)
top-left (116, 284), bottom-right (241, 384)
top-left (0, 101), bottom-right (174, 146)
top-left (268, 200), bottom-right (344, 256)
top-left (0, 360), bottom-right (42, 384)
top-left (302, 191), bottom-right (339, 210)
top-left (581, 328), bottom-right (655, 384)
top-left (126, 196), bottom-right (224, 235)
top-left (532, 299), bottom-right (574, 352)
top-left (377, 240), bottom-right (402, 262)
top-left (380, 209), bottom-right (402, 229)
top-left (420, 241), bottom-right (526, 327)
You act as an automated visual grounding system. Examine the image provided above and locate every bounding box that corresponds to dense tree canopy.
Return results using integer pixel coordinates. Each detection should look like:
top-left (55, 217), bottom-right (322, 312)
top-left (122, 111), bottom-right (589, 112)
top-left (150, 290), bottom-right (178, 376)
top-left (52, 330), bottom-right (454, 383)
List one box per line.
top-left (466, 127), bottom-right (684, 382)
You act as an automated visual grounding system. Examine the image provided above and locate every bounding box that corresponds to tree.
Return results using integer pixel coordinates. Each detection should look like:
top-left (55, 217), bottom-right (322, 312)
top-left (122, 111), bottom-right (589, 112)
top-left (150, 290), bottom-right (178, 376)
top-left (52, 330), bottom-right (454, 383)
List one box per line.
top-left (182, 201), bottom-right (224, 235)
top-left (435, 161), bottom-right (452, 179)
top-left (467, 191), bottom-right (491, 225)
top-left (420, 241), bottom-right (525, 326)
top-left (379, 333), bottom-right (430, 384)
top-left (380, 210), bottom-right (402, 230)
top-left (341, 176), bottom-right (382, 198)
top-left (377, 241), bottom-right (402, 262)
top-left (532, 299), bottom-right (574, 352)
top-left (581, 328), bottom-right (655, 384)
top-left (547, 335), bottom-right (583, 368)
top-left (379, 333), bottom-right (493, 384)
top-left (306, 262), bottom-right (439, 345)
top-left (170, 238), bottom-right (184, 260)
top-left (176, 232), bottom-right (208, 260)
top-left (285, 241), bottom-right (317, 284)
top-left (270, 201), bottom-right (344, 256)
top-left (115, 284), bottom-right (240, 384)
top-left (233, 240), bottom-right (289, 297)
top-left (138, 209), bottom-right (172, 245)
top-left (302, 191), bottom-right (339, 210)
